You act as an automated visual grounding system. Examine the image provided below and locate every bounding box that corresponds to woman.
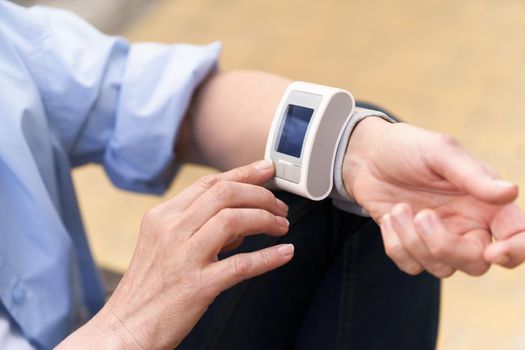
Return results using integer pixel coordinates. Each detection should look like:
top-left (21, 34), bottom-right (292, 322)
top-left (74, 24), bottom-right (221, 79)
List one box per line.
top-left (1, 2), bottom-right (524, 349)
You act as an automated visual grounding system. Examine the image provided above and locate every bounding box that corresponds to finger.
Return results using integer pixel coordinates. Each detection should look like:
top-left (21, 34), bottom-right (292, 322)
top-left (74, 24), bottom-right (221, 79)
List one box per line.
top-left (485, 232), bottom-right (525, 268)
top-left (414, 209), bottom-right (490, 276)
top-left (165, 159), bottom-right (277, 214)
top-left (489, 203), bottom-right (525, 241)
top-left (204, 244), bottom-right (295, 293)
top-left (431, 136), bottom-right (518, 204)
top-left (181, 181), bottom-right (288, 234)
top-left (391, 204), bottom-right (455, 278)
top-left (380, 214), bottom-right (424, 275)
top-left (191, 208), bottom-right (289, 256)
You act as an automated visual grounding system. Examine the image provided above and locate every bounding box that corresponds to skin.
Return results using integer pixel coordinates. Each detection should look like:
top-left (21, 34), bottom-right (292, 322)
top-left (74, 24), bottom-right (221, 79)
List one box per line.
top-left (344, 118), bottom-right (525, 277)
top-left (58, 160), bottom-right (293, 349)
top-left (57, 70), bottom-right (525, 348)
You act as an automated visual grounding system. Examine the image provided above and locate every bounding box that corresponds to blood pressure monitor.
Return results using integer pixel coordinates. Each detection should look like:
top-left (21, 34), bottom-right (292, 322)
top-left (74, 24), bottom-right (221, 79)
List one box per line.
top-left (265, 81), bottom-right (355, 200)
top-left (265, 81), bottom-right (394, 211)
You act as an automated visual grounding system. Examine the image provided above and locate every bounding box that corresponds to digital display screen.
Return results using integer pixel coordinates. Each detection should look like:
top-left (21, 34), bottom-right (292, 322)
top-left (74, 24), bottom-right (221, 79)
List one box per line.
top-left (276, 104), bottom-right (314, 158)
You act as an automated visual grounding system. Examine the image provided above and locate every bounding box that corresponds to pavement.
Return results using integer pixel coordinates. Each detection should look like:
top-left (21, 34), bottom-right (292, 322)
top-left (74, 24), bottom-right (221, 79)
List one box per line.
top-left (11, 0), bottom-right (156, 34)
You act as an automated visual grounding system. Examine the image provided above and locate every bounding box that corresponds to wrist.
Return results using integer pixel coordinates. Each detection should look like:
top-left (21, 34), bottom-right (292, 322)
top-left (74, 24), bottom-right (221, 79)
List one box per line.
top-left (92, 305), bottom-right (147, 350)
top-left (342, 116), bottom-right (393, 198)
top-left (55, 305), bottom-right (142, 350)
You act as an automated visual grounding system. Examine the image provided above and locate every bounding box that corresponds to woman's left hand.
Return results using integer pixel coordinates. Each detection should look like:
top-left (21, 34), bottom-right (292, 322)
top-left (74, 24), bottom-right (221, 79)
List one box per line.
top-left (343, 117), bottom-right (525, 278)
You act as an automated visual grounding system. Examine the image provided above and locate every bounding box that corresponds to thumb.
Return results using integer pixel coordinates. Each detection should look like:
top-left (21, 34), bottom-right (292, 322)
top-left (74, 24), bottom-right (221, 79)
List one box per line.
top-left (432, 138), bottom-right (518, 204)
top-left (485, 233), bottom-right (525, 268)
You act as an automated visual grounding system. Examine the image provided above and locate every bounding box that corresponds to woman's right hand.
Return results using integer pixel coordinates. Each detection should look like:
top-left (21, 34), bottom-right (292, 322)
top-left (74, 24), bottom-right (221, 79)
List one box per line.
top-left (57, 159), bottom-right (292, 350)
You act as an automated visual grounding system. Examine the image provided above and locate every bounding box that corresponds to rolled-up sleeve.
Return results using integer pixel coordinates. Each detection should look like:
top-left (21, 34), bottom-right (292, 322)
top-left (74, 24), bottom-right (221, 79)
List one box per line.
top-left (4, 2), bottom-right (221, 194)
top-left (103, 42), bottom-right (221, 194)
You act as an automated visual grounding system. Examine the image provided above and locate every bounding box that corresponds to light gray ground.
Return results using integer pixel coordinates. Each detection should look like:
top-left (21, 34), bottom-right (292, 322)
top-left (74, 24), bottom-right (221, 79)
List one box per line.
top-left (11, 0), bottom-right (157, 34)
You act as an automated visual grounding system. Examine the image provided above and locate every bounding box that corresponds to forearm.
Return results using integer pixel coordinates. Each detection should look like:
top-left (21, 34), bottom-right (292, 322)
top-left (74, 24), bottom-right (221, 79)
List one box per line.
top-left (178, 71), bottom-right (393, 173)
top-left (178, 70), bottom-right (291, 170)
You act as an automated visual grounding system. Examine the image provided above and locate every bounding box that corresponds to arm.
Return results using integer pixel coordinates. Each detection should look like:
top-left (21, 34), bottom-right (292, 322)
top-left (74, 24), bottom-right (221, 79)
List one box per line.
top-left (177, 70), bottom-right (291, 169)
top-left (179, 70), bottom-right (525, 277)
top-left (2, 1), bottom-right (220, 194)
top-left (2, 4), bottom-right (292, 348)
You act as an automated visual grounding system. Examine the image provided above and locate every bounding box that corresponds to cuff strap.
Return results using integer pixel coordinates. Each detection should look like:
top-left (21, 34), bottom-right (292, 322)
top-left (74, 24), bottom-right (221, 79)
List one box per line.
top-left (331, 107), bottom-right (396, 216)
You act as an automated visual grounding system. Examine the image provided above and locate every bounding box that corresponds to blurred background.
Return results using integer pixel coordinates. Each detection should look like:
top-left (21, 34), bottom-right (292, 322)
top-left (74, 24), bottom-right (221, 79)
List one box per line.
top-left (13, 0), bottom-right (525, 349)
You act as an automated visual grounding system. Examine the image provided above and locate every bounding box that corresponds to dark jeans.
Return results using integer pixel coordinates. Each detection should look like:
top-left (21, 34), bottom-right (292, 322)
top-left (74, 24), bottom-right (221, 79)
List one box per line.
top-left (178, 192), bottom-right (440, 350)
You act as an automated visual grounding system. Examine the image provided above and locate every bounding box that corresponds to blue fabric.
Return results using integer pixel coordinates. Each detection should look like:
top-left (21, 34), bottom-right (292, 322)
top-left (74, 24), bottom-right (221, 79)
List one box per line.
top-left (0, 1), bottom-right (221, 348)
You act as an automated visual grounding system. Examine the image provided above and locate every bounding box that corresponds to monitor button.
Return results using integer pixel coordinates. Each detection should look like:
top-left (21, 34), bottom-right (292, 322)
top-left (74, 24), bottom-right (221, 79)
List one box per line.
top-left (275, 161), bottom-right (285, 178)
top-left (284, 164), bottom-right (301, 184)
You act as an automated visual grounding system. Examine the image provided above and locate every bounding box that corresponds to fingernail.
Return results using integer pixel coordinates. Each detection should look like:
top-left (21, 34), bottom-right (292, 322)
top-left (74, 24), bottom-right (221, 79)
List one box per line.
top-left (381, 214), bottom-right (393, 230)
top-left (276, 199), bottom-right (289, 213)
top-left (495, 254), bottom-right (509, 265)
top-left (415, 211), bottom-right (433, 236)
top-left (277, 244), bottom-right (294, 256)
top-left (392, 204), bottom-right (410, 227)
top-left (495, 180), bottom-right (515, 188)
top-left (255, 159), bottom-right (274, 171)
top-left (275, 216), bottom-right (289, 227)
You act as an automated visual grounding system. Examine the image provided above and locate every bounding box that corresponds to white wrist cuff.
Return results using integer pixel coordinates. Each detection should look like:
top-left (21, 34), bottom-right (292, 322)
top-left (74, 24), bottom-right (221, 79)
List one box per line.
top-left (330, 107), bottom-right (396, 216)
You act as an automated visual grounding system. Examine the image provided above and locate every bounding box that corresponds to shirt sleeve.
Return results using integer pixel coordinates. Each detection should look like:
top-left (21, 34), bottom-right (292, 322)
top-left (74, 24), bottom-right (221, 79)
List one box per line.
top-left (1, 2), bottom-right (221, 194)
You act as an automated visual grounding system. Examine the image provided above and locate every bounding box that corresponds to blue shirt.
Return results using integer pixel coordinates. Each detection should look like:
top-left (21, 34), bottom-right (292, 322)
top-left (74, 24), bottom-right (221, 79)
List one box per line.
top-left (0, 2), bottom-right (221, 348)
